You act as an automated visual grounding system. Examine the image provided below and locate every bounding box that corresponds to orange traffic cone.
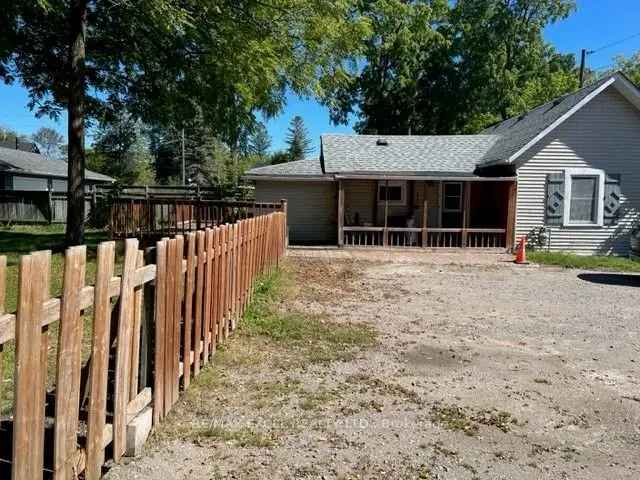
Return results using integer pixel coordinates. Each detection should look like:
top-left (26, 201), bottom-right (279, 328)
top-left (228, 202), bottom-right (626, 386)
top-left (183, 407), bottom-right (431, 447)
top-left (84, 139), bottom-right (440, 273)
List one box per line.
top-left (514, 236), bottom-right (528, 264)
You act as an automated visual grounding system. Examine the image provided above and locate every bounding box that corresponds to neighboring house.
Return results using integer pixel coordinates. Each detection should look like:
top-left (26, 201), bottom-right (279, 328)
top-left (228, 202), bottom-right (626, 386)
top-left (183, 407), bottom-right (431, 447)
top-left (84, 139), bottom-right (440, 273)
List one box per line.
top-left (0, 145), bottom-right (114, 191)
top-left (245, 72), bottom-right (640, 255)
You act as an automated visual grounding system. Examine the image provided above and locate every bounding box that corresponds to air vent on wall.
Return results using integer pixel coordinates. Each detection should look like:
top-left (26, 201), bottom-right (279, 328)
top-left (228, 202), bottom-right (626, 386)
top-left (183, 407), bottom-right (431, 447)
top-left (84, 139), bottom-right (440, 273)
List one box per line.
top-left (376, 139), bottom-right (388, 146)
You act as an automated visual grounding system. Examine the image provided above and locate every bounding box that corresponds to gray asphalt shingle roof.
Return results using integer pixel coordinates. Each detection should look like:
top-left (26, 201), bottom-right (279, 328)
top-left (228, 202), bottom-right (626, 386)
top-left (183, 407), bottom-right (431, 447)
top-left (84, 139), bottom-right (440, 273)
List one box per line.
top-left (320, 134), bottom-right (501, 175)
top-left (246, 73), bottom-right (629, 179)
top-left (0, 146), bottom-right (114, 182)
top-left (479, 74), bottom-right (614, 165)
top-left (244, 158), bottom-right (328, 178)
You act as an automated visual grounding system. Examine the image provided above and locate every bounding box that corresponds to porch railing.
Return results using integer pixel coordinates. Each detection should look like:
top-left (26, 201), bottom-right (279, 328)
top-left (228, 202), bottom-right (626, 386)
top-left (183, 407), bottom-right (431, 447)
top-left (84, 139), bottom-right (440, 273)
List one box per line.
top-left (343, 226), bottom-right (506, 249)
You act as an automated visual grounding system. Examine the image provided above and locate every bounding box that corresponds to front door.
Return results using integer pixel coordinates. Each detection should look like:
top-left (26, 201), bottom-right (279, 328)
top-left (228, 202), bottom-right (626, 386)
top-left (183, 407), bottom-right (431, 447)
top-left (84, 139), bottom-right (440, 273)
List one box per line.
top-left (441, 182), bottom-right (463, 228)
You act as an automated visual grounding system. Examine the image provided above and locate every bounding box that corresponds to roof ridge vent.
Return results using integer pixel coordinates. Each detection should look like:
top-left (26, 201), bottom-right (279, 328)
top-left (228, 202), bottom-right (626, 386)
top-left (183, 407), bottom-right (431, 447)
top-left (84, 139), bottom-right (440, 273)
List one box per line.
top-left (376, 138), bottom-right (388, 146)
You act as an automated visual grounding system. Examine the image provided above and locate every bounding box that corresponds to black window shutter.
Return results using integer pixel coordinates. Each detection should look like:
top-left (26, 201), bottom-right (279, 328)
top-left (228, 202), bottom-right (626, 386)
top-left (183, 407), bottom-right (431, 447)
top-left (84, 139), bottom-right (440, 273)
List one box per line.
top-left (546, 173), bottom-right (565, 226)
top-left (603, 174), bottom-right (622, 226)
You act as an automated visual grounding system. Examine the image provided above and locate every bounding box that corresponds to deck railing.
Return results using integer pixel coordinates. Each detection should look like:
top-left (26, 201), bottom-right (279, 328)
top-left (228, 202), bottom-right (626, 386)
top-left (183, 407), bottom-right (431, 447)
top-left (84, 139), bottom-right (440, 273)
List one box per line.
top-left (343, 226), bottom-right (506, 248)
top-left (109, 198), bottom-right (286, 239)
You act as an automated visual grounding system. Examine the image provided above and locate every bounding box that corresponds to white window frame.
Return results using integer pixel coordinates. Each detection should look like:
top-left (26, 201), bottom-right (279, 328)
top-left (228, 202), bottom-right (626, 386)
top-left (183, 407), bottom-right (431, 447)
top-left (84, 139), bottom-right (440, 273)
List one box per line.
top-left (441, 182), bottom-right (463, 213)
top-left (377, 180), bottom-right (406, 206)
top-left (563, 168), bottom-right (605, 227)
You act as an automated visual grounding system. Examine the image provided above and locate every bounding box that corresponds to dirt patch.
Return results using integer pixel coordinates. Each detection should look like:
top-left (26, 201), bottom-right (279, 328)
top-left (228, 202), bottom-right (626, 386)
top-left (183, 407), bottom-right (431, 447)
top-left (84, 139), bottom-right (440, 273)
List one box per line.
top-left (105, 250), bottom-right (640, 480)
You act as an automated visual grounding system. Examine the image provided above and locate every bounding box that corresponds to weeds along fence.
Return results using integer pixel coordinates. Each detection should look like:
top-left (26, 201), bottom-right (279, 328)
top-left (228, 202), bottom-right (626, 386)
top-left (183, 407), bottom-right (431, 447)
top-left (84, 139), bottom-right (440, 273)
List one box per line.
top-left (0, 211), bottom-right (287, 479)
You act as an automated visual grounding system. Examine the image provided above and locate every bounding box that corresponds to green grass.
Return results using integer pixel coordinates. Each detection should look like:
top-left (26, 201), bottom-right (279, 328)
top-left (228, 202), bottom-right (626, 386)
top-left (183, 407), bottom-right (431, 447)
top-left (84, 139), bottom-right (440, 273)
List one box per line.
top-left (0, 224), bottom-right (113, 311)
top-left (240, 269), bottom-right (377, 365)
top-left (528, 251), bottom-right (640, 273)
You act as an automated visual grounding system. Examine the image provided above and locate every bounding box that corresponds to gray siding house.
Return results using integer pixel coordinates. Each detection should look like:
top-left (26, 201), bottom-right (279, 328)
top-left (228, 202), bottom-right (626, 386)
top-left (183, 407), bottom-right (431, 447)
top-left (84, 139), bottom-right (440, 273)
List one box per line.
top-left (246, 72), bottom-right (640, 255)
top-left (0, 145), bottom-right (114, 191)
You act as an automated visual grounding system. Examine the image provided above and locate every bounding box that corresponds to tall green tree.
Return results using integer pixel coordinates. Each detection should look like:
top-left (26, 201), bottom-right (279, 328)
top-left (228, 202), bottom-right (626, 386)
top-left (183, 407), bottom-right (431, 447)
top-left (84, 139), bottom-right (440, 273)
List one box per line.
top-left (328, 0), bottom-right (577, 135)
top-left (1, 1), bottom-right (369, 244)
top-left (286, 116), bottom-right (313, 161)
top-left (451, 0), bottom-right (577, 129)
top-left (270, 150), bottom-right (291, 165)
top-left (248, 123), bottom-right (272, 162)
top-left (611, 52), bottom-right (640, 85)
top-left (89, 115), bottom-right (156, 184)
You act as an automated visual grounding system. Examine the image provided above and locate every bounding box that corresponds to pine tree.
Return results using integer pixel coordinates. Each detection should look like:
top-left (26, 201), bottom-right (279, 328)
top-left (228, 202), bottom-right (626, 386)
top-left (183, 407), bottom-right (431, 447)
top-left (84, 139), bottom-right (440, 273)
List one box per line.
top-left (249, 123), bottom-right (272, 161)
top-left (285, 116), bottom-right (313, 162)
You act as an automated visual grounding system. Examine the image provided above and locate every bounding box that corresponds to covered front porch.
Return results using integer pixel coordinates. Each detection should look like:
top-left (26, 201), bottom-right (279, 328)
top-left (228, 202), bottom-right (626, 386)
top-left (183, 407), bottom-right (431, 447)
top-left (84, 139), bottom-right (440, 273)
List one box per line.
top-left (337, 177), bottom-right (516, 249)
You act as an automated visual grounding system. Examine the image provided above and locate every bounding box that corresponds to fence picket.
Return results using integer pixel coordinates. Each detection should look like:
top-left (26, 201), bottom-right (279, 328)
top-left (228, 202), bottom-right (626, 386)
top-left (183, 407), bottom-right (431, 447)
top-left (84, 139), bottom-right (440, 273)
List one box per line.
top-left (215, 227), bottom-right (225, 343)
top-left (153, 240), bottom-right (167, 424)
top-left (86, 242), bottom-right (116, 479)
top-left (12, 252), bottom-right (48, 480)
top-left (129, 250), bottom-right (145, 401)
top-left (193, 231), bottom-right (205, 375)
top-left (53, 245), bottom-right (87, 478)
top-left (163, 239), bottom-right (176, 415)
top-left (211, 227), bottom-right (221, 350)
top-left (183, 232), bottom-right (196, 389)
top-left (172, 236), bottom-right (183, 400)
top-left (202, 230), bottom-right (213, 363)
top-left (113, 239), bottom-right (140, 461)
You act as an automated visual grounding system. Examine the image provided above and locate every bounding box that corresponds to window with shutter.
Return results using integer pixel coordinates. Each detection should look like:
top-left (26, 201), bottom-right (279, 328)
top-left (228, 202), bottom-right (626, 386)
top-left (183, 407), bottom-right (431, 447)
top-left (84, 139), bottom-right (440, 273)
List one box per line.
top-left (603, 174), bottom-right (622, 226)
top-left (562, 168), bottom-right (605, 227)
top-left (546, 173), bottom-right (564, 225)
top-left (569, 176), bottom-right (598, 223)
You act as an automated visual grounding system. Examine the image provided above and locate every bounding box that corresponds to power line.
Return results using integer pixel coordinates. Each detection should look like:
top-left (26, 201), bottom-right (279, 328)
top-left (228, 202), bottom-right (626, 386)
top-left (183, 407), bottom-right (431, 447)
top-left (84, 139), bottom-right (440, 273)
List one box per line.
top-left (591, 63), bottom-right (615, 72)
top-left (590, 31), bottom-right (640, 54)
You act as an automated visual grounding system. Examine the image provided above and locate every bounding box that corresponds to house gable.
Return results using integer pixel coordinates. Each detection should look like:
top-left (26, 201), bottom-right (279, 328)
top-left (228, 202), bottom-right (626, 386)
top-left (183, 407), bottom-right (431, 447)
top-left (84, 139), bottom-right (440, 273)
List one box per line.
top-left (514, 84), bottom-right (640, 254)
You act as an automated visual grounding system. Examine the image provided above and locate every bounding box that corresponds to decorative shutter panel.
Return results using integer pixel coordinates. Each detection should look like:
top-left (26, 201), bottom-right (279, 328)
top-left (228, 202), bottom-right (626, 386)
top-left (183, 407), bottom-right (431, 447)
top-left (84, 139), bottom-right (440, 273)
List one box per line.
top-left (603, 174), bottom-right (622, 226)
top-left (546, 173), bottom-right (565, 225)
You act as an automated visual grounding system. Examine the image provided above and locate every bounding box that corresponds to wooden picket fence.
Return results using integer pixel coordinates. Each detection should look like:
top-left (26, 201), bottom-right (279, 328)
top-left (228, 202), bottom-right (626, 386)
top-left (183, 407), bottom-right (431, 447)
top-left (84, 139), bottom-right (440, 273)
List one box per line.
top-left (0, 211), bottom-right (287, 479)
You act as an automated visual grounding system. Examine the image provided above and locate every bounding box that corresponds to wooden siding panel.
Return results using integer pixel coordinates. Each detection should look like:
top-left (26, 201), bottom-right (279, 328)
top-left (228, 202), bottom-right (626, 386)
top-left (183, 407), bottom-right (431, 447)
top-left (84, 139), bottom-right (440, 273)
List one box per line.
top-left (516, 86), bottom-right (640, 254)
top-left (255, 181), bottom-right (337, 244)
top-left (344, 180), bottom-right (376, 225)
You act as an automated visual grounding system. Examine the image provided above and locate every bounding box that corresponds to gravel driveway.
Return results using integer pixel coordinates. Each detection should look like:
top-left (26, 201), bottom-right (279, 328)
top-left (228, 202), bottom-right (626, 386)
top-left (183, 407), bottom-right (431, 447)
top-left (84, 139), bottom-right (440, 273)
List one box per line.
top-left (106, 249), bottom-right (640, 480)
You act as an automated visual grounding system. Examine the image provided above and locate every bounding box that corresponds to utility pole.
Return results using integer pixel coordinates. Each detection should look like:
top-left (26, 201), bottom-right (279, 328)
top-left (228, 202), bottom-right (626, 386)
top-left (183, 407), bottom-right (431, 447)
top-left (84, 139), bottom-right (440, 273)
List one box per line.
top-left (579, 48), bottom-right (594, 87)
top-left (181, 128), bottom-right (186, 185)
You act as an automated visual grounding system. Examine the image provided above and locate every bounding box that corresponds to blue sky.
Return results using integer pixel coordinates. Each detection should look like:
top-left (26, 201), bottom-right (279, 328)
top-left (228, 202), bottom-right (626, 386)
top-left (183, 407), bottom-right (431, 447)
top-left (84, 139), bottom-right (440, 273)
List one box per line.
top-left (1, 0), bottom-right (639, 155)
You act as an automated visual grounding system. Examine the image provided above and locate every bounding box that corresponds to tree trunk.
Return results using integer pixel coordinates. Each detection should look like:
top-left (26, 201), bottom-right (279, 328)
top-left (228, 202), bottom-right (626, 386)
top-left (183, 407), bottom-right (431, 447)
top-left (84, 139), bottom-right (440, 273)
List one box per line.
top-left (66, 0), bottom-right (88, 246)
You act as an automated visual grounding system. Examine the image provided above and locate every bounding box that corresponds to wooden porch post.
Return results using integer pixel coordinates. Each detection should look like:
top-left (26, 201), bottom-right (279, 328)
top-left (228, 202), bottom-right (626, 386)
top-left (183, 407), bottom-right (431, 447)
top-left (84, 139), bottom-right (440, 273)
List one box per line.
top-left (383, 180), bottom-right (389, 247)
top-left (422, 199), bottom-right (428, 248)
top-left (505, 181), bottom-right (517, 251)
top-left (461, 182), bottom-right (471, 248)
top-left (338, 180), bottom-right (344, 247)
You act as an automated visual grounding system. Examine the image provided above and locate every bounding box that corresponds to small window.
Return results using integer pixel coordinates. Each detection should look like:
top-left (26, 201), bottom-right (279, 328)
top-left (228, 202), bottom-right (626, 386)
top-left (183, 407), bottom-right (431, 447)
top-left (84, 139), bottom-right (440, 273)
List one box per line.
top-left (377, 181), bottom-right (406, 206)
top-left (442, 182), bottom-right (462, 212)
top-left (563, 169), bottom-right (605, 226)
top-left (569, 176), bottom-right (598, 223)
